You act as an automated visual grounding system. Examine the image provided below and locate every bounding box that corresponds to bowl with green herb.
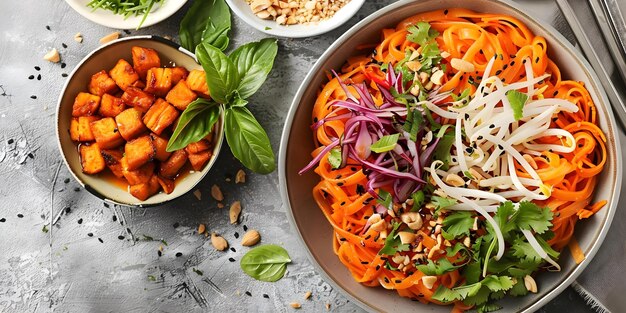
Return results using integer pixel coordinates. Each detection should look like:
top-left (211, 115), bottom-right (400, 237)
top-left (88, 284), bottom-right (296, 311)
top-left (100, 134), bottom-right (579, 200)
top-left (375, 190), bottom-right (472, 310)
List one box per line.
top-left (64, 0), bottom-right (188, 29)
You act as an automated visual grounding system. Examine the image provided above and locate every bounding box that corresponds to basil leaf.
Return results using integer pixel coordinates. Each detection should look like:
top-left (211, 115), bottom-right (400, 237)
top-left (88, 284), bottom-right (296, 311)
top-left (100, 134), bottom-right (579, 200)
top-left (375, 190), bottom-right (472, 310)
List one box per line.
top-left (179, 0), bottom-right (231, 52)
top-left (224, 107), bottom-right (275, 174)
top-left (229, 38), bottom-right (278, 99)
top-left (166, 99), bottom-right (220, 152)
top-left (370, 134), bottom-right (400, 153)
top-left (196, 42), bottom-right (240, 104)
top-left (240, 244), bottom-right (291, 282)
top-left (328, 148), bottom-right (342, 169)
top-left (506, 90), bottom-right (528, 121)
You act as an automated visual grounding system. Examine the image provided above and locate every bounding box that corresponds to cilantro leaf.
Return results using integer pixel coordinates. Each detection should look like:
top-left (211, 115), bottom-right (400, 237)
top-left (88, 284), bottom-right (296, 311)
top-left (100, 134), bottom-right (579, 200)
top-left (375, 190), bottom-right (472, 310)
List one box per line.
top-left (509, 279), bottom-right (529, 296)
top-left (328, 148), bottom-right (342, 169)
top-left (446, 242), bottom-right (467, 257)
top-left (463, 261), bottom-right (482, 285)
top-left (477, 302), bottom-right (503, 313)
top-left (506, 90), bottom-right (528, 121)
top-left (442, 211), bottom-right (474, 239)
top-left (411, 190), bottom-right (425, 211)
top-left (511, 236), bottom-right (543, 262)
top-left (481, 276), bottom-right (514, 292)
top-left (378, 222), bottom-right (410, 255)
top-left (407, 22), bottom-right (440, 46)
top-left (462, 286), bottom-right (491, 305)
top-left (432, 285), bottom-right (464, 303)
top-left (515, 201), bottom-right (553, 234)
top-left (419, 42), bottom-right (443, 72)
top-left (377, 189), bottom-right (392, 210)
top-left (416, 258), bottom-right (460, 276)
top-left (490, 201), bottom-right (517, 239)
top-left (433, 132), bottom-right (455, 169)
top-left (371, 134), bottom-right (400, 153)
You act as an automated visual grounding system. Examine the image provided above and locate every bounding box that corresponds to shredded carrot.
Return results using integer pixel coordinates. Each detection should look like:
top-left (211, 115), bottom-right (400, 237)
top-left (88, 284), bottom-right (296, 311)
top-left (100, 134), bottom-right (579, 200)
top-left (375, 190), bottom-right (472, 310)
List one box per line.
top-left (308, 8), bottom-right (607, 310)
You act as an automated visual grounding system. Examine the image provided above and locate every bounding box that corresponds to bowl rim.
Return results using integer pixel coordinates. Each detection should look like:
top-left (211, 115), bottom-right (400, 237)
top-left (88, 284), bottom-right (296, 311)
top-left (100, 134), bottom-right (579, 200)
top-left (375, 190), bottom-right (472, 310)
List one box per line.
top-left (224, 0), bottom-right (366, 38)
top-left (63, 0), bottom-right (188, 30)
top-left (278, 0), bottom-right (622, 311)
top-left (55, 35), bottom-right (225, 208)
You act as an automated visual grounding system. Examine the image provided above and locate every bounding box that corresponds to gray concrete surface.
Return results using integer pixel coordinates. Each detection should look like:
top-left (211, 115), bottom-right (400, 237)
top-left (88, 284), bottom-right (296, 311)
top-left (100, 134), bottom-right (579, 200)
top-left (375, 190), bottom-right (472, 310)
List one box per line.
top-left (0, 0), bottom-right (599, 312)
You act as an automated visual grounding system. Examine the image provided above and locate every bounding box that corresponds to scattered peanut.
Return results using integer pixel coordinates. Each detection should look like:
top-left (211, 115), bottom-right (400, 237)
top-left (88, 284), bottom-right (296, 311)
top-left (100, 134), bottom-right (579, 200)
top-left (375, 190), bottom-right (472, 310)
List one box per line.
top-left (211, 233), bottom-right (228, 251)
top-left (217, 202), bottom-right (224, 209)
top-left (400, 212), bottom-right (423, 230)
top-left (325, 303), bottom-right (331, 311)
top-left (74, 32), bottom-right (83, 43)
top-left (430, 70), bottom-right (444, 85)
top-left (197, 223), bottom-right (206, 235)
top-left (229, 201), bottom-right (241, 224)
top-left (99, 31), bottom-right (120, 44)
top-left (421, 276), bottom-right (437, 289)
top-left (445, 173), bottom-right (465, 187)
top-left (289, 302), bottom-right (301, 309)
top-left (524, 275), bottom-right (538, 293)
top-left (450, 58), bottom-right (475, 72)
top-left (398, 231), bottom-right (415, 244)
top-left (235, 169), bottom-right (246, 184)
top-left (43, 48), bottom-right (60, 63)
top-left (193, 189), bottom-right (202, 200)
top-left (211, 184), bottom-right (224, 201)
top-left (241, 230), bottom-right (261, 246)
top-left (304, 291), bottom-right (312, 300)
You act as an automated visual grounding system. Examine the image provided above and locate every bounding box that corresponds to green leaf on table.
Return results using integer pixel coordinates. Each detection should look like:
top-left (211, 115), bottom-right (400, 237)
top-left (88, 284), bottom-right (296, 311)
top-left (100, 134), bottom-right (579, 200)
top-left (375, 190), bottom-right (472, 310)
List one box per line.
top-left (506, 90), bottom-right (528, 121)
top-left (229, 38), bottom-right (278, 100)
top-left (240, 244), bottom-right (291, 282)
top-left (196, 42), bottom-right (240, 104)
top-left (179, 0), bottom-right (231, 52)
top-left (328, 148), bottom-right (342, 169)
top-left (224, 106), bottom-right (275, 174)
top-left (370, 134), bottom-right (400, 153)
top-left (166, 99), bottom-right (220, 152)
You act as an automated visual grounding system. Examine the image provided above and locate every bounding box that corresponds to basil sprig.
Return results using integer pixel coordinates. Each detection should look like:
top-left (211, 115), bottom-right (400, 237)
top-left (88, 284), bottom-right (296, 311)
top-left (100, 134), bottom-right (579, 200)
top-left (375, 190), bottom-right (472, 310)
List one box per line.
top-left (173, 0), bottom-right (278, 173)
top-left (179, 0), bottom-right (231, 52)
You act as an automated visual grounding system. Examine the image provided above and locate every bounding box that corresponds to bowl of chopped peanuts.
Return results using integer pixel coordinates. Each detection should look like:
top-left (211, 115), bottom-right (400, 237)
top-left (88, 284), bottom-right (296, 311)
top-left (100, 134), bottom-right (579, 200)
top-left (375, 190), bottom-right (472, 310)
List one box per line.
top-left (226, 0), bottom-right (365, 38)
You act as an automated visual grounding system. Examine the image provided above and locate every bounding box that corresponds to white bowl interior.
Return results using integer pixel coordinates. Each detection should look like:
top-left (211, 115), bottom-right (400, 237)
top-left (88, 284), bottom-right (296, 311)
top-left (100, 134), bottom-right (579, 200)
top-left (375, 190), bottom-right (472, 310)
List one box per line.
top-left (225, 0), bottom-right (365, 38)
top-left (64, 0), bottom-right (188, 29)
top-left (56, 36), bottom-right (225, 206)
top-left (280, 0), bottom-right (621, 312)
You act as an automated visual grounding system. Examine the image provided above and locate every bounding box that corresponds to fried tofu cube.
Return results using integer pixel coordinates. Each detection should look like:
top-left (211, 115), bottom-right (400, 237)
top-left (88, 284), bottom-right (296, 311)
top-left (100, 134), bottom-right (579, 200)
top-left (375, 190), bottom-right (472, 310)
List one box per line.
top-left (159, 149), bottom-right (187, 178)
top-left (70, 116), bottom-right (99, 142)
top-left (171, 67), bottom-right (189, 84)
top-left (122, 158), bottom-right (155, 185)
top-left (88, 70), bottom-right (119, 96)
top-left (121, 87), bottom-right (155, 112)
top-left (188, 151), bottom-right (212, 171)
top-left (72, 92), bottom-right (101, 117)
top-left (110, 59), bottom-right (140, 91)
top-left (144, 68), bottom-right (172, 97)
top-left (186, 70), bottom-right (210, 97)
top-left (131, 46), bottom-right (161, 79)
top-left (80, 143), bottom-right (106, 174)
top-left (156, 175), bottom-right (175, 194)
top-left (130, 175), bottom-right (161, 201)
top-left (125, 135), bottom-right (156, 170)
top-left (150, 133), bottom-right (172, 161)
top-left (99, 94), bottom-right (126, 117)
top-left (184, 139), bottom-right (211, 154)
top-left (165, 80), bottom-right (197, 110)
top-left (143, 99), bottom-right (179, 135)
top-left (100, 149), bottom-right (124, 178)
top-left (90, 117), bottom-right (124, 149)
top-left (115, 108), bottom-right (147, 141)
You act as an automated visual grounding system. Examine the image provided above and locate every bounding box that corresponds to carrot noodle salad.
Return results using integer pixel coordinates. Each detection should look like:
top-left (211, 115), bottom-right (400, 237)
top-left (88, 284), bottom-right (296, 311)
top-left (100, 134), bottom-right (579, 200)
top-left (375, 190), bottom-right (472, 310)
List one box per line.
top-left (300, 8), bottom-right (608, 312)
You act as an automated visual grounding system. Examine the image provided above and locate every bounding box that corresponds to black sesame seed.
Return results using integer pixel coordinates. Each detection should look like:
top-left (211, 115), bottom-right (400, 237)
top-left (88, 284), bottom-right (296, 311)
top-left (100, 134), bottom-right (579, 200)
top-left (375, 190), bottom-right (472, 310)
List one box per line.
top-left (228, 257), bottom-right (236, 262)
top-left (87, 232), bottom-right (93, 237)
top-left (340, 201), bottom-right (346, 206)
top-left (0, 218), bottom-right (5, 222)
top-left (35, 66), bottom-right (40, 71)
top-left (497, 144), bottom-right (504, 150)
top-left (395, 279), bottom-right (402, 283)
top-left (17, 213), bottom-right (23, 218)
top-left (176, 252), bottom-right (182, 257)
top-left (28, 153), bottom-right (34, 159)
top-left (103, 202), bottom-right (109, 208)
top-left (477, 136), bottom-right (483, 140)
top-left (535, 57), bottom-right (540, 63)
top-left (37, 74), bottom-right (41, 80)
top-left (158, 250), bottom-right (162, 257)
top-left (465, 147), bottom-right (473, 153)
top-left (173, 222), bottom-right (180, 228)
top-left (112, 215), bottom-right (117, 222)
top-left (243, 225), bottom-right (248, 232)
top-left (384, 277), bottom-right (390, 283)
top-left (234, 232), bottom-right (239, 239)
top-left (45, 25), bottom-right (50, 30)
top-left (361, 261), bottom-right (369, 264)
top-left (123, 29), bottom-right (131, 34)
top-left (77, 218), bottom-right (83, 224)
top-left (339, 238), bottom-right (347, 241)
top-left (510, 61), bottom-right (515, 66)
top-left (375, 265), bottom-right (381, 270)
top-left (337, 182), bottom-right (344, 186)
top-left (553, 91), bottom-right (559, 96)
top-left (61, 62), bottom-right (66, 69)
top-left (263, 294), bottom-right (269, 299)
top-left (61, 73), bottom-right (68, 78)
top-left (489, 124), bottom-right (495, 129)
top-left (118, 235), bottom-right (125, 240)
top-left (495, 70), bottom-right (502, 75)
top-left (98, 238), bottom-right (104, 243)
top-left (479, 49), bottom-right (484, 55)
top-left (30, 95), bottom-right (36, 99)
top-left (313, 117), bottom-right (318, 122)
top-left (73, 187), bottom-right (80, 192)
top-left (350, 167), bottom-right (358, 172)
top-left (65, 207), bottom-right (71, 213)
top-left (364, 235), bottom-right (371, 240)
top-left (245, 291), bottom-right (252, 296)
top-left (503, 64), bottom-right (508, 70)
top-left (230, 247), bottom-right (236, 252)
top-left (28, 75), bottom-right (34, 80)
top-left (335, 174), bottom-right (342, 179)
top-left (464, 113), bottom-right (469, 120)
top-left (63, 178), bottom-right (70, 184)
top-left (444, 9), bottom-right (449, 15)
top-left (62, 43), bottom-right (67, 48)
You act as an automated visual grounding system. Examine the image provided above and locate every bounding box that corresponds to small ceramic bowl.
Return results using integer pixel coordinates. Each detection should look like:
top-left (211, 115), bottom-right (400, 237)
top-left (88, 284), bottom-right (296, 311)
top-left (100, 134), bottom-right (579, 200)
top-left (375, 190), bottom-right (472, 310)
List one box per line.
top-left (225, 0), bottom-right (365, 38)
top-left (64, 0), bottom-right (188, 29)
top-left (56, 36), bottom-right (225, 207)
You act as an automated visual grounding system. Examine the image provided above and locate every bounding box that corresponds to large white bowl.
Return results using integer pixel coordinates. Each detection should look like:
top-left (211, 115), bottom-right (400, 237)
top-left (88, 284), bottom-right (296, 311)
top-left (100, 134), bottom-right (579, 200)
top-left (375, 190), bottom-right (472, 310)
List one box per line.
top-left (64, 0), bottom-right (188, 29)
top-left (279, 0), bottom-right (622, 312)
top-left (225, 0), bottom-right (365, 38)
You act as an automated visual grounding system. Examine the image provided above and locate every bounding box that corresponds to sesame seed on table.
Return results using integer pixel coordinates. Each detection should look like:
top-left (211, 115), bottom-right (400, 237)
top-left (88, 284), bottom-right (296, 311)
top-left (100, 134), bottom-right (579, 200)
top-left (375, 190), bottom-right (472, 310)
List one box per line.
top-left (0, 0), bottom-right (610, 312)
